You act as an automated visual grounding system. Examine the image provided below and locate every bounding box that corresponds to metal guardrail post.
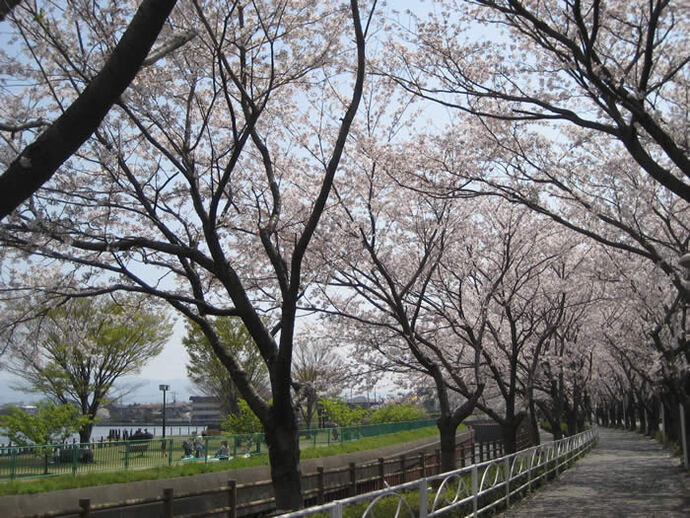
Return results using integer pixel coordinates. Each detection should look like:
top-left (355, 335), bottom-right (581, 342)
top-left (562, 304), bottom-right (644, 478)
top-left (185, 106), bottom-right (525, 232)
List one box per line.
top-left (680, 402), bottom-right (689, 470)
top-left (227, 479), bottom-right (237, 518)
top-left (420, 452), bottom-right (426, 477)
top-left (418, 478), bottom-right (428, 518)
top-left (504, 457), bottom-right (510, 506)
top-left (168, 438), bottom-right (173, 466)
top-left (472, 464), bottom-right (478, 517)
top-left (400, 454), bottom-right (406, 483)
top-left (528, 449), bottom-right (534, 492)
top-left (435, 449), bottom-right (441, 474)
top-left (348, 462), bottom-right (356, 496)
top-left (378, 457), bottom-right (385, 488)
top-left (317, 467), bottom-right (325, 504)
top-left (79, 498), bottom-right (91, 518)
top-left (555, 443), bottom-right (560, 477)
top-left (163, 488), bottom-right (173, 518)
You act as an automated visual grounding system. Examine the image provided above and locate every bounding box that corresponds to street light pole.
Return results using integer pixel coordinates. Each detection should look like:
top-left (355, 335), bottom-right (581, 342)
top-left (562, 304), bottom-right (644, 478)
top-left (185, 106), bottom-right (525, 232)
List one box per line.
top-left (159, 384), bottom-right (170, 438)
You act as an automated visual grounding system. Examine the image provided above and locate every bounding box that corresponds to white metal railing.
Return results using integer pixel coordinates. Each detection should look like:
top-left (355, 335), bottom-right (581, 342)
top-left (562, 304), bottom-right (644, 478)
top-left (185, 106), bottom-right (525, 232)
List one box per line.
top-left (278, 428), bottom-right (598, 518)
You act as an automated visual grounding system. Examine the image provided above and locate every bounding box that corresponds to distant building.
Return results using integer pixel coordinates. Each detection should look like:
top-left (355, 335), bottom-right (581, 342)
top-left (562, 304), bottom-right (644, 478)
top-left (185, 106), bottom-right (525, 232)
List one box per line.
top-left (102, 401), bottom-right (190, 424)
top-left (19, 405), bottom-right (37, 416)
top-left (189, 396), bottom-right (224, 426)
top-left (345, 395), bottom-right (382, 410)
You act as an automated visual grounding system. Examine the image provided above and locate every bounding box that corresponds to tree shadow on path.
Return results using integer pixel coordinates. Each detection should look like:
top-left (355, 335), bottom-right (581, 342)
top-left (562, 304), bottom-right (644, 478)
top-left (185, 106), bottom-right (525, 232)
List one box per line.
top-left (503, 427), bottom-right (690, 517)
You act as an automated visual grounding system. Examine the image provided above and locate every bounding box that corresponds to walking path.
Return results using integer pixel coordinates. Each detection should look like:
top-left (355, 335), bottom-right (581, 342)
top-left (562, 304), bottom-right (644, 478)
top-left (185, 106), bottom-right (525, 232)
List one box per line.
top-left (503, 427), bottom-right (690, 517)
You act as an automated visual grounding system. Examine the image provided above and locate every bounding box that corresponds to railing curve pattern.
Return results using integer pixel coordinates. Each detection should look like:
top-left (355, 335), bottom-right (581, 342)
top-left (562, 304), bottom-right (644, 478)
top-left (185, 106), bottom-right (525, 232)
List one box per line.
top-left (278, 428), bottom-right (598, 518)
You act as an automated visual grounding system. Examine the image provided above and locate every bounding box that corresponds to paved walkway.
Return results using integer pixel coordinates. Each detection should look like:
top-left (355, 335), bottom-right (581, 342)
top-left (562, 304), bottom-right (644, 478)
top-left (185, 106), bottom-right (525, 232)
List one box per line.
top-left (502, 427), bottom-right (690, 517)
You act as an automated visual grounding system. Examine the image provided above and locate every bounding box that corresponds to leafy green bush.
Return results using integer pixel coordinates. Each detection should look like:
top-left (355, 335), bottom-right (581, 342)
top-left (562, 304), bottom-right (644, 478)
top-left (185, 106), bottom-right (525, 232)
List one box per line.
top-left (319, 398), bottom-right (429, 427)
top-left (0, 403), bottom-right (92, 446)
top-left (319, 397), bottom-right (369, 426)
top-left (221, 399), bottom-right (263, 434)
top-left (368, 403), bottom-right (427, 424)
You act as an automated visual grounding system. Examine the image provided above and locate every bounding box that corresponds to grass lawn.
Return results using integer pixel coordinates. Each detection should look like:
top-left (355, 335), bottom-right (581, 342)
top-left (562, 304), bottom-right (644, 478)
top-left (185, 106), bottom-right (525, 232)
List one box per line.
top-left (0, 426), bottom-right (442, 496)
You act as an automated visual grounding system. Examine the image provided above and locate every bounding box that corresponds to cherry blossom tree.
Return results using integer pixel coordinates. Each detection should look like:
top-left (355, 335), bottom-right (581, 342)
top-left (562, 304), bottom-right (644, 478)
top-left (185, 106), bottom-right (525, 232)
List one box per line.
top-left (387, 0), bottom-right (690, 202)
top-left (292, 335), bottom-right (344, 429)
top-left (382, 0), bottom-right (690, 441)
top-left (309, 104), bottom-right (486, 468)
top-left (0, 0), bottom-right (374, 509)
top-left (318, 109), bottom-right (584, 457)
top-left (322, 188), bottom-right (486, 469)
top-left (460, 204), bottom-right (574, 452)
top-left (530, 247), bottom-right (605, 440)
top-left (0, 0), bottom-right (185, 220)
top-left (598, 249), bottom-right (689, 440)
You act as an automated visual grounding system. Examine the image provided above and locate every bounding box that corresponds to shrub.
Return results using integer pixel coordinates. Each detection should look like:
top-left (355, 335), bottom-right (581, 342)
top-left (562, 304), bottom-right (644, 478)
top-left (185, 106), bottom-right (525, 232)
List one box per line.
top-left (368, 403), bottom-right (427, 424)
top-left (221, 399), bottom-right (263, 434)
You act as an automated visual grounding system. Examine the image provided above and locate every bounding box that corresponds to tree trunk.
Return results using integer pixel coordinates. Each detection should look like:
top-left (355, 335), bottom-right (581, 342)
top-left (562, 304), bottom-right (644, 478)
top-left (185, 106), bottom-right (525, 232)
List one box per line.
top-left (614, 400), bottom-right (623, 428)
top-left (576, 413), bottom-right (586, 433)
top-left (678, 378), bottom-right (690, 469)
top-left (664, 397), bottom-right (678, 442)
top-left (637, 402), bottom-right (647, 434)
top-left (264, 414), bottom-right (302, 511)
top-left (303, 389), bottom-right (318, 430)
top-left (606, 402), bottom-right (616, 428)
top-left (0, 0), bottom-right (22, 22)
top-left (565, 411), bottom-right (577, 436)
top-left (437, 416), bottom-right (458, 472)
top-left (583, 392), bottom-right (593, 427)
top-left (682, 398), bottom-right (690, 469)
top-left (225, 387), bottom-right (240, 416)
top-left (548, 416), bottom-right (563, 440)
top-left (601, 405), bottom-right (609, 427)
top-left (528, 398), bottom-right (540, 446)
top-left (647, 399), bottom-right (660, 435)
top-left (627, 396), bottom-right (637, 431)
top-left (501, 421), bottom-right (518, 454)
top-left (536, 400), bottom-right (561, 440)
top-left (79, 421), bottom-right (94, 444)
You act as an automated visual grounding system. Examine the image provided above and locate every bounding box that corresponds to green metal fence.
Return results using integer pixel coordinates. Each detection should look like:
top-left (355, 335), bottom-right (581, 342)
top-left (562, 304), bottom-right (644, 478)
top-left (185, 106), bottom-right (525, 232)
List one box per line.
top-left (0, 419), bottom-right (437, 481)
